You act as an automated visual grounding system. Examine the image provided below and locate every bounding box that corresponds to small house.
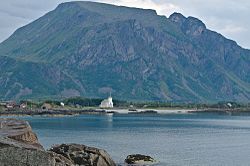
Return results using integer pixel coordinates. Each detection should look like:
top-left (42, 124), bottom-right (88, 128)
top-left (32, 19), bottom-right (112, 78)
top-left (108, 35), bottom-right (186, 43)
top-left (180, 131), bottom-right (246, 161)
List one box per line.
top-left (60, 102), bottom-right (65, 107)
top-left (100, 96), bottom-right (113, 108)
top-left (6, 102), bottom-right (16, 109)
top-left (227, 103), bottom-right (233, 108)
top-left (19, 103), bottom-right (27, 109)
top-left (0, 102), bottom-right (7, 106)
top-left (41, 103), bottom-right (52, 110)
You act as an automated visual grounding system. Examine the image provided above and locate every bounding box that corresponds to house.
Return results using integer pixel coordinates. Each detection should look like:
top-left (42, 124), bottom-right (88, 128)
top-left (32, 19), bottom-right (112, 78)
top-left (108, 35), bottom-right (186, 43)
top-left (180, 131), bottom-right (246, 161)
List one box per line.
top-left (227, 103), bottom-right (233, 108)
top-left (41, 103), bottom-right (52, 110)
top-left (6, 102), bottom-right (16, 109)
top-left (0, 102), bottom-right (7, 107)
top-left (100, 96), bottom-right (114, 108)
top-left (60, 102), bottom-right (65, 107)
top-left (20, 103), bottom-right (27, 109)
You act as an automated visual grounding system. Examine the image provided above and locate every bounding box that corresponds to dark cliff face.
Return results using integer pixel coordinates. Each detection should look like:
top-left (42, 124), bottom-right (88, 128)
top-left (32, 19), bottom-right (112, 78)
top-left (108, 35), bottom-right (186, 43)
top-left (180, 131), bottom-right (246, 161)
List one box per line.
top-left (169, 12), bottom-right (206, 37)
top-left (0, 1), bottom-right (249, 102)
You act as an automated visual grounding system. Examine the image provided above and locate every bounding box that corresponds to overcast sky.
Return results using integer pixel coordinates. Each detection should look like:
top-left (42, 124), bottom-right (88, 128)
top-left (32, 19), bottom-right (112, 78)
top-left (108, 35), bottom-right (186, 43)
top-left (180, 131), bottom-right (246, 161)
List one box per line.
top-left (0, 0), bottom-right (249, 49)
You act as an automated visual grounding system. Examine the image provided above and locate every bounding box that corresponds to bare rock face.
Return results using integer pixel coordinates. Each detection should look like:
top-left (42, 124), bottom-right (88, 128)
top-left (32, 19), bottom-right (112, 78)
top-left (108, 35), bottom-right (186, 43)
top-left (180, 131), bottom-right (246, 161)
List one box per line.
top-left (0, 138), bottom-right (72, 166)
top-left (0, 118), bottom-right (43, 149)
top-left (0, 118), bottom-right (116, 166)
top-left (49, 144), bottom-right (116, 166)
top-left (169, 12), bottom-right (206, 37)
top-left (0, 118), bottom-right (72, 166)
top-left (125, 154), bottom-right (157, 165)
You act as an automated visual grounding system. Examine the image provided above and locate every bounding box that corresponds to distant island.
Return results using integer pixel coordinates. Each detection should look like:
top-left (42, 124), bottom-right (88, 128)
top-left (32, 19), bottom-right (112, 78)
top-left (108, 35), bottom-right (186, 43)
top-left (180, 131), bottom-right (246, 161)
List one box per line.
top-left (0, 1), bottom-right (249, 102)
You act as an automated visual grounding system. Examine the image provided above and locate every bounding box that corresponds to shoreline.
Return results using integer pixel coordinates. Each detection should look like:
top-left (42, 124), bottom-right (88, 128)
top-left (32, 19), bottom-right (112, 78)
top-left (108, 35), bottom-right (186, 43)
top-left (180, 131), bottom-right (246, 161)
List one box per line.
top-left (1, 107), bottom-right (250, 117)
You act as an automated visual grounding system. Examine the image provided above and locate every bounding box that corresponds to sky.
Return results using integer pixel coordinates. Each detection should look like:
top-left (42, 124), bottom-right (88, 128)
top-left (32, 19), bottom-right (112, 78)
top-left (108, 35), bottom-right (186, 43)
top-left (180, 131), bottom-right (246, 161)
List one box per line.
top-left (0, 0), bottom-right (249, 49)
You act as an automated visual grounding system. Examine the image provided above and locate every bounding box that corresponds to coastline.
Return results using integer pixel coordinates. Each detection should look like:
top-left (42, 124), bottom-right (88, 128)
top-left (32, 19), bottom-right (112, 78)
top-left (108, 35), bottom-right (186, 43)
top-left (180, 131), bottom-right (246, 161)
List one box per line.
top-left (1, 107), bottom-right (250, 117)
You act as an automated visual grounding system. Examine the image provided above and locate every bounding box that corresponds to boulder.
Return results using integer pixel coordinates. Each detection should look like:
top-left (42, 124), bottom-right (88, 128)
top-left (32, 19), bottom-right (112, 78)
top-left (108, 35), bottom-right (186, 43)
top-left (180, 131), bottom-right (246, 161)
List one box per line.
top-left (0, 118), bottom-right (116, 166)
top-left (0, 138), bottom-right (72, 166)
top-left (0, 118), bottom-right (43, 149)
top-left (0, 118), bottom-right (72, 166)
top-left (125, 154), bottom-right (157, 165)
top-left (50, 144), bottom-right (116, 166)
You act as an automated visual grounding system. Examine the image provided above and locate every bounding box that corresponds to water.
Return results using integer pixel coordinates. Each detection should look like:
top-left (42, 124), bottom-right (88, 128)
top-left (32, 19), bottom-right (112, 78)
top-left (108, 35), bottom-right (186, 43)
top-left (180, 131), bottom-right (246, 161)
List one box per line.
top-left (19, 113), bottom-right (250, 165)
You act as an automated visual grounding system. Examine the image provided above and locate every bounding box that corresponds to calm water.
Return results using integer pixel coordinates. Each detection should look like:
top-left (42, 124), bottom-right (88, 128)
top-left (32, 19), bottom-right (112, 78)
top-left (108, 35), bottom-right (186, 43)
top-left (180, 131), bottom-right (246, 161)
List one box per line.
top-left (19, 113), bottom-right (250, 165)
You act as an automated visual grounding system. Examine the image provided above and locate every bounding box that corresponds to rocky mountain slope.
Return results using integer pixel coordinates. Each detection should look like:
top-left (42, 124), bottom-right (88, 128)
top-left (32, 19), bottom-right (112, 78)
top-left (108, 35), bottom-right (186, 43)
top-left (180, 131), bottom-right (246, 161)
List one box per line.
top-left (0, 1), bottom-right (249, 102)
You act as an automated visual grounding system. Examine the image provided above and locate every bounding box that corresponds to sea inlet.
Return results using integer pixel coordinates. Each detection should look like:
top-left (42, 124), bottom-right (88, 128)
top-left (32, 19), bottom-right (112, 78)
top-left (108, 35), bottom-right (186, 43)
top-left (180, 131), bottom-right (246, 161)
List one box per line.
top-left (14, 113), bottom-right (250, 165)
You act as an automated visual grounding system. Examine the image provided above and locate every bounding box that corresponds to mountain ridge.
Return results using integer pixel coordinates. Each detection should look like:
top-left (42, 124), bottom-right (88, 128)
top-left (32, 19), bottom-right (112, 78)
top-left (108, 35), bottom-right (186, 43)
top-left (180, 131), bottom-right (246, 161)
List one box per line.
top-left (0, 1), bottom-right (249, 102)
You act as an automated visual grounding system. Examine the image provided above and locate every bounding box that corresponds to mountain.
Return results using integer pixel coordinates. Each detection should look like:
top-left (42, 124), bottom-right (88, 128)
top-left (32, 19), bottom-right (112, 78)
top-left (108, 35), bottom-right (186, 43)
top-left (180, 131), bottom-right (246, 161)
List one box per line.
top-left (0, 1), bottom-right (249, 102)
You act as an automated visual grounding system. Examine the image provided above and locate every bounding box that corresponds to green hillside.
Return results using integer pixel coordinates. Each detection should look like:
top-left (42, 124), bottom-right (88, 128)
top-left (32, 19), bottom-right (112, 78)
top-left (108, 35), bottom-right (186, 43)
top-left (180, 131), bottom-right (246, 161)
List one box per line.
top-left (0, 1), bottom-right (249, 102)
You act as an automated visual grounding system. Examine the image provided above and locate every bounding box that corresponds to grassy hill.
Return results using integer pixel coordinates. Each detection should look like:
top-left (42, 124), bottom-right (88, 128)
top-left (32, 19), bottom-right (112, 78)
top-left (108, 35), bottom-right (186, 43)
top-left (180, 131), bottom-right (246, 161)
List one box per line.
top-left (0, 1), bottom-right (249, 102)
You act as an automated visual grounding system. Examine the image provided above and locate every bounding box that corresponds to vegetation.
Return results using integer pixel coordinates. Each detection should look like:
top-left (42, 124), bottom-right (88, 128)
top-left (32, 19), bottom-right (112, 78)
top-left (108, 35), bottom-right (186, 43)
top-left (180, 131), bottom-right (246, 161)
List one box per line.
top-left (17, 97), bottom-right (250, 110)
top-left (0, 106), bottom-right (5, 112)
top-left (0, 1), bottom-right (249, 102)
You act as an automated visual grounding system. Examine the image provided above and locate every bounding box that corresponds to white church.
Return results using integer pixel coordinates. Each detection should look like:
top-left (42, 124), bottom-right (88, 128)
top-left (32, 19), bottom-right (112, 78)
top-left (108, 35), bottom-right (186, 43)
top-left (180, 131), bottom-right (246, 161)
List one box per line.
top-left (100, 95), bottom-right (114, 108)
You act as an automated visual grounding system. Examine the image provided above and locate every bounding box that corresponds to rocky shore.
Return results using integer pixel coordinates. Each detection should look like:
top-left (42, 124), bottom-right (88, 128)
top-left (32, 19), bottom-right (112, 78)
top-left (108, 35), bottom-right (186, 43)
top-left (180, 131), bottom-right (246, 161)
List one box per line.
top-left (1, 108), bottom-right (250, 117)
top-left (0, 109), bottom-right (108, 117)
top-left (188, 108), bottom-right (250, 115)
top-left (0, 118), bottom-right (116, 166)
top-left (0, 118), bottom-right (157, 166)
top-left (0, 109), bottom-right (161, 117)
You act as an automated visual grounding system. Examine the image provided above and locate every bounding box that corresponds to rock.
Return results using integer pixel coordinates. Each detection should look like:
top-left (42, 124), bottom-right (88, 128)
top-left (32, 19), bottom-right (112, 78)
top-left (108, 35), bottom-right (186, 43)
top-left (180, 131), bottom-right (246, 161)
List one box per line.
top-left (0, 118), bottom-right (43, 149)
top-left (125, 154), bottom-right (157, 165)
top-left (49, 144), bottom-right (116, 166)
top-left (141, 110), bottom-right (157, 114)
top-left (0, 118), bottom-right (116, 166)
top-left (169, 12), bottom-right (186, 26)
top-left (0, 118), bottom-right (72, 166)
top-left (169, 12), bottom-right (206, 37)
top-left (0, 138), bottom-right (72, 166)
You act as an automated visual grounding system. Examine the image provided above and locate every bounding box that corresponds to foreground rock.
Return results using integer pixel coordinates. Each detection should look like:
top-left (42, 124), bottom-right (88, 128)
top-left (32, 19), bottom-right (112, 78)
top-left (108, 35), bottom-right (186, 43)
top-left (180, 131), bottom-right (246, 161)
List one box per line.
top-left (125, 154), bottom-right (157, 165)
top-left (0, 118), bottom-right (115, 166)
top-left (0, 118), bottom-right (43, 149)
top-left (0, 138), bottom-right (72, 166)
top-left (0, 118), bottom-right (72, 166)
top-left (50, 144), bottom-right (116, 166)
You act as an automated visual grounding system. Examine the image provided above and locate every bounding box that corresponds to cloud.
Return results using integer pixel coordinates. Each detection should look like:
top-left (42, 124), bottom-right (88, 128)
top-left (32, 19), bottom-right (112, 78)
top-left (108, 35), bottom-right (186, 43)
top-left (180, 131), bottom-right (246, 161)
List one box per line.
top-left (0, 0), bottom-right (249, 48)
top-left (95, 0), bottom-right (180, 16)
top-left (166, 0), bottom-right (250, 48)
top-left (220, 25), bottom-right (247, 34)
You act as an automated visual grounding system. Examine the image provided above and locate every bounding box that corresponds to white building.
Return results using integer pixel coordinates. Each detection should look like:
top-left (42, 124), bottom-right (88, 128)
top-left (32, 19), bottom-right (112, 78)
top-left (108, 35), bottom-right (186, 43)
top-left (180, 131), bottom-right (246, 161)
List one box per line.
top-left (60, 102), bottom-right (65, 107)
top-left (100, 96), bottom-right (114, 108)
top-left (227, 103), bottom-right (232, 108)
